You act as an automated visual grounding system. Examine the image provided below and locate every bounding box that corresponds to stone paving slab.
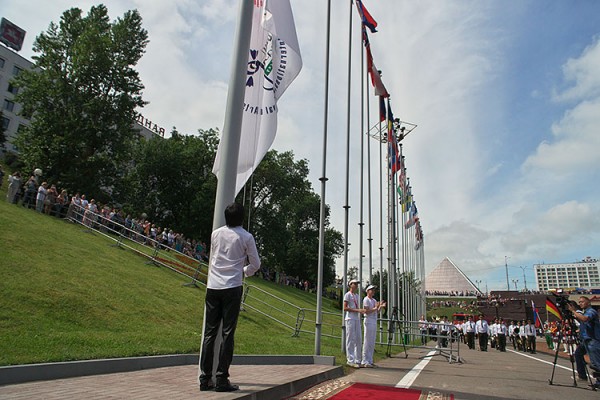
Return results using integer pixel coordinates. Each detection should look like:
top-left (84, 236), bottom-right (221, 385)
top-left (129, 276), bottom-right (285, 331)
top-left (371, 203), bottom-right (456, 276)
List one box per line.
top-left (0, 364), bottom-right (342, 400)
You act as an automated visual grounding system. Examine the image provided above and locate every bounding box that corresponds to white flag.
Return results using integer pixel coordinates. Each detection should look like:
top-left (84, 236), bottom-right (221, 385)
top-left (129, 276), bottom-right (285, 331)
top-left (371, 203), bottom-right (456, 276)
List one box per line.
top-left (213, 0), bottom-right (302, 196)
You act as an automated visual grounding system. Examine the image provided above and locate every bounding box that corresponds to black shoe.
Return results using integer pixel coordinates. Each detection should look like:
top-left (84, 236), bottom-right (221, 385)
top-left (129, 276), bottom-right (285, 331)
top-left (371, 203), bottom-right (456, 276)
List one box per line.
top-left (199, 379), bottom-right (215, 391)
top-left (215, 380), bottom-right (239, 392)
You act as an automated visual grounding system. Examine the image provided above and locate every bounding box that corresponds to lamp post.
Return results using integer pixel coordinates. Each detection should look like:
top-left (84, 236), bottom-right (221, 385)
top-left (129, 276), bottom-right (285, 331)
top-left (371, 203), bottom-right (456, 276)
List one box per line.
top-left (505, 256), bottom-right (510, 292)
top-left (511, 279), bottom-right (519, 292)
top-left (475, 280), bottom-right (482, 295)
top-left (519, 266), bottom-right (528, 291)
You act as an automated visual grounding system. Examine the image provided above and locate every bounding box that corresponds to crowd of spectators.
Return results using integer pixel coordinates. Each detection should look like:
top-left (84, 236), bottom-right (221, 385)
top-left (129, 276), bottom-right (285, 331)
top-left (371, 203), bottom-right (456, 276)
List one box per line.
top-left (4, 169), bottom-right (208, 263)
top-left (425, 290), bottom-right (479, 297)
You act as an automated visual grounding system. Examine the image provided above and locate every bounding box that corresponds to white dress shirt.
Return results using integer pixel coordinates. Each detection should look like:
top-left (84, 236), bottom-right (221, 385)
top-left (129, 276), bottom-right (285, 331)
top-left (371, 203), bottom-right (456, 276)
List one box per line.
top-left (206, 225), bottom-right (261, 289)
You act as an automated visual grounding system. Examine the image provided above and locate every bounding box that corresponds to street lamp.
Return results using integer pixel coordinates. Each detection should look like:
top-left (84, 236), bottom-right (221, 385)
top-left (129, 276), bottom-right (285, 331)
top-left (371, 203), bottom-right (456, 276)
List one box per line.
top-left (475, 280), bottom-right (482, 295)
top-left (519, 266), bottom-right (528, 291)
top-left (505, 256), bottom-right (510, 292)
top-left (511, 278), bottom-right (519, 292)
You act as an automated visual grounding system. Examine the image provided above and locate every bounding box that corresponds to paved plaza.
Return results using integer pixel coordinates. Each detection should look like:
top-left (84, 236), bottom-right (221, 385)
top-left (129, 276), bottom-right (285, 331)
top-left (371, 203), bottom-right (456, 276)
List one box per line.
top-left (1, 340), bottom-right (599, 399)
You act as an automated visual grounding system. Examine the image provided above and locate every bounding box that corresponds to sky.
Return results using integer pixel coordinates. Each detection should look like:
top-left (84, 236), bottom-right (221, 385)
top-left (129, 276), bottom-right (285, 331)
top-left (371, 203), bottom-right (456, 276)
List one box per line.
top-left (4, 0), bottom-right (600, 292)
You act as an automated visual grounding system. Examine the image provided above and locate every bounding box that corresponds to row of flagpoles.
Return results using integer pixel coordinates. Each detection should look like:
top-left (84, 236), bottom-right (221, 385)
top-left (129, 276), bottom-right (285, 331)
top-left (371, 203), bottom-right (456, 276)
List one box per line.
top-left (205, 0), bottom-right (429, 360)
top-left (337, 0), bottom-right (427, 351)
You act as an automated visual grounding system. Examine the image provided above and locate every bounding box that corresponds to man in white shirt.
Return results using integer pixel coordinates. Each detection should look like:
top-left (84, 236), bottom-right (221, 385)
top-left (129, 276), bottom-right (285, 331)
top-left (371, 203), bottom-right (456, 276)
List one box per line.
top-left (418, 315), bottom-right (429, 345)
top-left (489, 318), bottom-right (498, 350)
top-left (361, 285), bottom-right (386, 367)
top-left (475, 315), bottom-right (489, 351)
top-left (199, 203), bottom-right (261, 392)
top-left (524, 319), bottom-right (537, 354)
top-left (440, 316), bottom-right (451, 348)
top-left (344, 279), bottom-right (365, 367)
top-left (464, 316), bottom-right (476, 350)
top-left (497, 318), bottom-right (507, 352)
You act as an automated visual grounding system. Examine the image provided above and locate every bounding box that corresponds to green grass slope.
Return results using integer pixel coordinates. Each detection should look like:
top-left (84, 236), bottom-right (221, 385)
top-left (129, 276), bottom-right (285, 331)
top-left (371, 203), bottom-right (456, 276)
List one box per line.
top-left (0, 192), bottom-right (346, 366)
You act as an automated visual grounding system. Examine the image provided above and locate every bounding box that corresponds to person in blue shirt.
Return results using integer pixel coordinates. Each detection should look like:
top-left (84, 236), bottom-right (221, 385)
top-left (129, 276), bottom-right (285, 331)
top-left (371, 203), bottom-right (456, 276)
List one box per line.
top-left (568, 296), bottom-right (600, 384)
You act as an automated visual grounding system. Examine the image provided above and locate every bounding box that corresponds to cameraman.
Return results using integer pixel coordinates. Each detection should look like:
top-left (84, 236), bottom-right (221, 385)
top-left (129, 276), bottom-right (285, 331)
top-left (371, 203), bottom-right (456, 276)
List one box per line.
top-left (568, 296), bottom-right (600, 383)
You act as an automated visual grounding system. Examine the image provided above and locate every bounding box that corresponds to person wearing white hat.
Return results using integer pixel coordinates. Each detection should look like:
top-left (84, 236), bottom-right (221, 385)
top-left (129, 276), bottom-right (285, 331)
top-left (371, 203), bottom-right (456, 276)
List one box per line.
top-left (361, 284), bottom-right (386, 367)
top-left (344, 279), bottom-right (364, 367)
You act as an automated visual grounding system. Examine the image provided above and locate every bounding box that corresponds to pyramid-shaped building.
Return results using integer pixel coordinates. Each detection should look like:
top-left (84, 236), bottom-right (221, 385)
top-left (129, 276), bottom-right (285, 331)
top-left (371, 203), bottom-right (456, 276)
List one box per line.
top-left (425, 257), bottom-right (481, 295)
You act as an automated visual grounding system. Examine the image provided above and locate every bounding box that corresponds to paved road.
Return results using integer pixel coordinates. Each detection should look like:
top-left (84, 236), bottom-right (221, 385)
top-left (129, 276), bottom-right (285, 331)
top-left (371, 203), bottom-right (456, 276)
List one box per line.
top-left (293, 340), bottom-right (599, 400)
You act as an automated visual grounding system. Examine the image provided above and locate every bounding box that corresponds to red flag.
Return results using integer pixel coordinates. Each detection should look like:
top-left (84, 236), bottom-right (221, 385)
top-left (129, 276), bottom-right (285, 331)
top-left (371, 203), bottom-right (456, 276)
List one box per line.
top-left (356, 0), bottom-right (378, 33)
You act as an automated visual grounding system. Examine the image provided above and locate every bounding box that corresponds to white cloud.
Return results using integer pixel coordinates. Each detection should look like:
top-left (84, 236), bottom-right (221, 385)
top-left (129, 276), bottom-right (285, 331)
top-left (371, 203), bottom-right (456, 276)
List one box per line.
top-left (553, 36), bottom-right (600, 102)
top-left (502, 201), bottom-right (600, 256)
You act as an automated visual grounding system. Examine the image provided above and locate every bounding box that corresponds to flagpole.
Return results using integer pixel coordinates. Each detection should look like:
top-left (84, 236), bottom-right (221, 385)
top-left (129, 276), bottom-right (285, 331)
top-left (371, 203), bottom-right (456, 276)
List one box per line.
top-left (198, 0), bottom-right (254, 384)
top-left (358, 7), bottom-right (365, 297)
top-left (340, 0), bottom-right (353, 354)
top-left (211, 0), bottom-right (254, 229)
top-left (378, 118), bottom-right (384, 343)
top-left (315, 0), bottom-right (332, 355)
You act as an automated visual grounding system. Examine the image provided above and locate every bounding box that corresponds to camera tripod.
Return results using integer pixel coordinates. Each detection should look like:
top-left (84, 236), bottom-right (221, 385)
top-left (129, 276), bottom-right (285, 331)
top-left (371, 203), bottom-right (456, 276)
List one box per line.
top-left (548, 317), bottom-right (596, 391)
top-left (386, 307), bottom-right (408, 358)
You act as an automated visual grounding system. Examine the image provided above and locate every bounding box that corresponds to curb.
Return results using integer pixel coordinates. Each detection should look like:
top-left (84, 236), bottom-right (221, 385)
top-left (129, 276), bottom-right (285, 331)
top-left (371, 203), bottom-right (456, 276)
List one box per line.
top-left (0, 354), bottom-right (337, 386)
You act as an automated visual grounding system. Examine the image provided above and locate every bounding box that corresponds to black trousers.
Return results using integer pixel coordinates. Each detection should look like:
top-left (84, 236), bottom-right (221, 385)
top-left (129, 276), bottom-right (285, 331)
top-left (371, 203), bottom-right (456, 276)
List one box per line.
top-left (498, 334), bottom-right (506, 351)
top-left (200, 286), bottom-right (243, 382)
top-left (478, 333), bottom-right (488, 350)
top-left (527, 335), bottom-right (536, 353)
top-left (466, 332), bottom-right (475, 349)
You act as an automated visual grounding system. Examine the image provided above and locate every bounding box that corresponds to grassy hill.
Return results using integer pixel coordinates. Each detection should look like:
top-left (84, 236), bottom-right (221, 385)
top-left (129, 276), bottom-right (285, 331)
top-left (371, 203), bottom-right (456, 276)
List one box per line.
top-left (0, 181), bottom-right (349, 366)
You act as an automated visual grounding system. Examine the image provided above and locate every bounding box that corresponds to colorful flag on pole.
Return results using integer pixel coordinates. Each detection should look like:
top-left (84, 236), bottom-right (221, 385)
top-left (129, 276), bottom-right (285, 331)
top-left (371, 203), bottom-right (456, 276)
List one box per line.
top-left (414, 220), bottom-right (423, 250)
top-left (365, 38), bottom-right (389, 98)
top-left (387, 99), bottom-right (401, 174)
top-left (532, 301), bottom-right (543, 328)
top-left (546, 297), bottom-right (562, 319)
top-left (355, 0), bottom-right (378, 33)
top-left (212, 0), bottom-right (302, 196)
top-left (405, 202), bottom-right (419, 229)
top-left (379, 96), bottom-right (386, 122)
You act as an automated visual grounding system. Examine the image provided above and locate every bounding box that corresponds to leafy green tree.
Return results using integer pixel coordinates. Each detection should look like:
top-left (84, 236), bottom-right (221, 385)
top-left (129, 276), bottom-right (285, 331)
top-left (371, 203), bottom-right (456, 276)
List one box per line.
top-left (117, 129), bottom-right (219, 241)
top-left (13, 5), bottom-right (148, 199)
top-left (246, 150), bottom-right (343, 286)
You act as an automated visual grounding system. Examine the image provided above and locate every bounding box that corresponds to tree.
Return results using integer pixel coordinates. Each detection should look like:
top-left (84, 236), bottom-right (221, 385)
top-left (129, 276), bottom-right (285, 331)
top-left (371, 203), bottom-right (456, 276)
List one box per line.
top-left (246, 150), bottom-right (343, 286)
top-left (13, 5), bottom-right (148, 199)
top-left (116, 128), bottom-right (219, 241)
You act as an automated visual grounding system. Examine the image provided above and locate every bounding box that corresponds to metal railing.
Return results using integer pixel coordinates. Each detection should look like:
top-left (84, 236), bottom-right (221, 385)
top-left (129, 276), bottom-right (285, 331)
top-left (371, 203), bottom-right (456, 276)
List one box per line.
top-left (68, 204), bottom-right (208, 286)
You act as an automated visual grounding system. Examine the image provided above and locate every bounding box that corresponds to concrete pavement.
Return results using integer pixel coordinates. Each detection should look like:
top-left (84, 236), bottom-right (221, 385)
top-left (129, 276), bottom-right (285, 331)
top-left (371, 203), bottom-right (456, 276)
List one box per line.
top-left (1, 340), bottom-right (598, 399)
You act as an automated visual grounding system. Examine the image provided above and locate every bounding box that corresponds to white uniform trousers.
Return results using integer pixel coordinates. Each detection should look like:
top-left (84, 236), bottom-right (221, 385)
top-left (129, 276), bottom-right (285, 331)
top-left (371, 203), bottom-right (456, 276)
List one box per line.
top-left (362, 322), bottom-right (377, 365)
top-left (345, 319), bottom-right (362, 364)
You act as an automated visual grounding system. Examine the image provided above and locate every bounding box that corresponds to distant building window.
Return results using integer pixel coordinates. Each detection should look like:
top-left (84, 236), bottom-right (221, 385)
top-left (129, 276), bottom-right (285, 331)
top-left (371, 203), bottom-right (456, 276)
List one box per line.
top-left (7, 82), bottom-right (18, 95)
top-left (0, 57), bottom-right (5, 68)
top-left (1, 116), bottom-right (9, 130)
top-left (3, 99), bottom-right (15, 112)
top-left (13, 65), bottom-right (22, 76)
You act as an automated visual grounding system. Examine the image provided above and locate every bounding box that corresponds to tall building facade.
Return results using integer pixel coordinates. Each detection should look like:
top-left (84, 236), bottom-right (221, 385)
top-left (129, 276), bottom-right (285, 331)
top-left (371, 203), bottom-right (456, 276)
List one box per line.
top-left (535, 257), bottom-right (600, 291)
top-left (0, 43), bottom-right (31, 153)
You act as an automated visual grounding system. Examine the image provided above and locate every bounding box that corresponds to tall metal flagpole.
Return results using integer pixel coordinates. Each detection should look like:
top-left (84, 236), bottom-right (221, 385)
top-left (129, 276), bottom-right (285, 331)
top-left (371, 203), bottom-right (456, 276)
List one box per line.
top-left (315, 0), bottom-right (332, 355)
top-left (365, 94), bottom-right (373, 285)
top-left (358, 9), bottom-right (365, 295)
top-left (199, 0), bottom-right (254, 383)
top-left (341, 0), bottom-right (352, 353)
top-left (378, 120), bottom-right (384, 342)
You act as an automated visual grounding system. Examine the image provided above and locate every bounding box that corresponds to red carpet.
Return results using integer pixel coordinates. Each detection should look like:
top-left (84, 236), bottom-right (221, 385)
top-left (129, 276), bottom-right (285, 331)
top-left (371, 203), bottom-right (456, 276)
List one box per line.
top-left (327, 383), bottom-right (453, 400)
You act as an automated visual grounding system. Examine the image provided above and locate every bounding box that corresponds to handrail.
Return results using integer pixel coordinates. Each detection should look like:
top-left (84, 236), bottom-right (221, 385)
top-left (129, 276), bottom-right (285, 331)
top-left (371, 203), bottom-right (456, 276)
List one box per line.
top-left (68, 204), bottom-right (208, 285)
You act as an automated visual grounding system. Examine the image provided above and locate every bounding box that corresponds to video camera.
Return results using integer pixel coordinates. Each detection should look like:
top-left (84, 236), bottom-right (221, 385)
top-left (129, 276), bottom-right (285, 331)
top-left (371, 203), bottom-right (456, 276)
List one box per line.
top-left (552, 291), bottom-right (573, 319)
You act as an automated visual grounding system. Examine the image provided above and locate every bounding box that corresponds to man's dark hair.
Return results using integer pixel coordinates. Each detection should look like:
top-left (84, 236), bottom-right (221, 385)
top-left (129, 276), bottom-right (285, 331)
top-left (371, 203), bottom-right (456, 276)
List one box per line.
top-left (224, 202), bottom-right (244, 227)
